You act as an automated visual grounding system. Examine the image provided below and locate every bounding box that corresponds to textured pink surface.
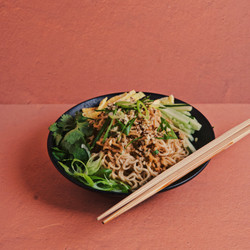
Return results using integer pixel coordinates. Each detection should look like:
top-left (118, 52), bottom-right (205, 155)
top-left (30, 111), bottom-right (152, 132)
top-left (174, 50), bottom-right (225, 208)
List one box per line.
top-left (1, 1), bottom-right (250, 104)
top-left (0, 104), bottom-right (249, 249)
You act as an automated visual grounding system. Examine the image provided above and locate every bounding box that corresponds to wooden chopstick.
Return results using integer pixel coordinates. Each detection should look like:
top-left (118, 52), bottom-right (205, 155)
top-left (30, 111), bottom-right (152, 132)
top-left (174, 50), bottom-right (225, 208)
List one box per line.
top-left (97, 119), bottom-right (250, 223)
top-left (102, 123), bottom-right (250, 223)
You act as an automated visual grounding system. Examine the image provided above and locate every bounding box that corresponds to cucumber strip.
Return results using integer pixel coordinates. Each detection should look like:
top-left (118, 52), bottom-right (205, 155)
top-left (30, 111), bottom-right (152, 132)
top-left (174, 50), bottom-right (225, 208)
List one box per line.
top-left (160, 112), bottom-right (194, 134)
top-left (161, 108), bottom-right (190, 124)
top-left (183, 137), bottom-right (196, 153)
top-left (176, 122), bottom-right (194, 134)
top-left (161, 110), bottom-right (191, 130)
top-left (169, 123), bottom-right (194, 141)
top-left (161, 108), bottom-right (202, 131)
top-left (163, 104), bottom-right (192, 112)
top-left (171, 106), bottom-right (193, 112)
top-left (163, 104), bottom-right (189, 107)
top-left (182, 111), bottom-right (192, 116)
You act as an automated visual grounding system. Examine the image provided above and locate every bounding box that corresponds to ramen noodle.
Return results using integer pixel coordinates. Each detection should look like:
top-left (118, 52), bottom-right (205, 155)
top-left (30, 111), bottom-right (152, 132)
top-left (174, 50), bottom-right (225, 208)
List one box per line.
top-left (81, 91), bottom-right (201, 190)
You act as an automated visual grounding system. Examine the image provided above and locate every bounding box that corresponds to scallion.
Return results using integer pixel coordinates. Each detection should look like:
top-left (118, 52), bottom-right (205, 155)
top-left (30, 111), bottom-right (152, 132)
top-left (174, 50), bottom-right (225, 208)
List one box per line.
top-left (90, 118), bottom-right (110, 149)
top-left (137, 100), bottom-right (149, 120)
top-left (103, 118), bottom-right (114, 142)
top-left (125, 136), bottom-right (142, 149)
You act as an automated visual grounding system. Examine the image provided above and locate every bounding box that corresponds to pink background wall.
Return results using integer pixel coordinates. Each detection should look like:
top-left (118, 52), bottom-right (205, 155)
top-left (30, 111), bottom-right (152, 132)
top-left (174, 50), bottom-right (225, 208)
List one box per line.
top-left (1, 0), bottom-right (250, 104)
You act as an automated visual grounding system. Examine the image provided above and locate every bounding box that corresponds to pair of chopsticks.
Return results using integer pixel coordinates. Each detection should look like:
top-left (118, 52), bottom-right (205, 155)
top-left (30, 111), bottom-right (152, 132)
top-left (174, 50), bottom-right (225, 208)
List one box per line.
top-left (97, 119), bottom-right (250, 224)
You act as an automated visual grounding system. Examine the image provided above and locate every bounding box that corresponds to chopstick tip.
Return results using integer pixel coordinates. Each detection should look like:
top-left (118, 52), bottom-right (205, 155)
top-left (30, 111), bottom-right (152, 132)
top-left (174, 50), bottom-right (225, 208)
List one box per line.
top-left (97, 215), bottom-right (104, 221)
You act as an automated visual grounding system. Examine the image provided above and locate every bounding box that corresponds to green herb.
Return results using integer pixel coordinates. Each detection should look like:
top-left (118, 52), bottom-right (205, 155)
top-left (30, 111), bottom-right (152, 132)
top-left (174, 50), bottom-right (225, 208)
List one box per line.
top-left (49, 113), bottom-right (93, 162)
top-left (125, 136), bottom-right (142, 149)
top-left (137, 100), bottom-right (149, 120)
top-left (153, 149), bottom-right (159, 155)
top-left (117, 120), bottom-right (126, 131)
top-left (157, 117), bottom-right (178, 140)
top-left (51, 147), bottom-right (68, 161)
top-left (140, 95), bottom-right (153, 103)
top-left (49, 114), bottom-right (76, 146)
top-left (56, 114), bottom-right (76, 131)
top-left (116, 118), bottom-right (136, 138)
top-left (90, 118), bottom-right (110, 149)
top-left (95, 108), bottom-right (110, 113)
top-left (58, 156), bottom-right (130, 193)
top-left (115, 101), bottom-right (136, 109)
top-left (124, 118), bottom-right (136, 136)
top-left (60, 126), bottom-right (89, 162)
top-left (103, 118), bottom-right (114, 142)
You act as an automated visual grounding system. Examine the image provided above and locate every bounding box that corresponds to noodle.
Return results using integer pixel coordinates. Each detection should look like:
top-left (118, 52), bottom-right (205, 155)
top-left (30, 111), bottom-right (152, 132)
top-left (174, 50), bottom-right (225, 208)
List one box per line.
top-left (90, 103), bottom-right (189, 191)
top-left (49, 91), bottom-right (202, 193)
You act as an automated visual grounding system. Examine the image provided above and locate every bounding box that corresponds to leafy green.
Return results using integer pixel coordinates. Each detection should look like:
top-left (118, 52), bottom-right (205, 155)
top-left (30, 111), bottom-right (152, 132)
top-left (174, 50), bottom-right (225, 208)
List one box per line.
top-left (49, 111), bottom-right (131, 193)
top-left (49, 123), bottom-right (59, 132)
top-left (51, 147), bottom-right (69, 161)
top-left (49, 112), bottom-right (93, 163)
top-left (57, 114), bottom-right (76, 131)
top-left (58, 156), bottom-right (130, 193)
top-left (94, 168), bottom-right (112, 177)
top-left (157, 117), bottom-right (178, 140)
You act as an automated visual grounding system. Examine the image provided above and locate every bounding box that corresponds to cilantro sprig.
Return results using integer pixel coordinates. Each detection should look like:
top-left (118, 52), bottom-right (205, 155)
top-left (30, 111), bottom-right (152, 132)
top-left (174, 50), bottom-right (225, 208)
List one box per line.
top-left (49, 112), bottom-right (93, 162)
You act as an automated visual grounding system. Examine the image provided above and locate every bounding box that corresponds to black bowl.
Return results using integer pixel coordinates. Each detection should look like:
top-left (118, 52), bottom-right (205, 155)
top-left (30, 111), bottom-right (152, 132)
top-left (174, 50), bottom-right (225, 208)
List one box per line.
top-left (47, 92), bottom-right (215, 196)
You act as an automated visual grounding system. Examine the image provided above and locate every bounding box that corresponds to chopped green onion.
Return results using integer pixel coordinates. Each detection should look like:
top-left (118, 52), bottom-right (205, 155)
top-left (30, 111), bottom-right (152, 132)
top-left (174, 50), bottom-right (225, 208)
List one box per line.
top-left (103, 118), bottom-right (114, 142)
top-left (117, 120), bottom-right (126, 131)
top-left (71, 158), bottom-right (86, 173)
top-left (90, 118), bottom-right (110, 149)
top-left (137, 100), bottom-right (149, 120)
top-left (124, 118), bottom-right (136, 136)
top-left (157, 118), bottom-right (178, 140)
top-left (153, 149), bottom-right (159, 155)
top-left (115, 101), bottom-right (136, 109)
top-left (95, 108), bottom-right (110, 113)
top-left (125, 136), bottom-right (142, 149)
top-left (117, 118), bottom-right (136, 136)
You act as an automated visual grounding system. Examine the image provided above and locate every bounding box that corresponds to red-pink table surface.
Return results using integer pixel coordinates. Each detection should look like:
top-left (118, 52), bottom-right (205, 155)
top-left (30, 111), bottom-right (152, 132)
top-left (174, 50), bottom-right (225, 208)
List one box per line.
top-left (0, 103), bottom-right (249, 249)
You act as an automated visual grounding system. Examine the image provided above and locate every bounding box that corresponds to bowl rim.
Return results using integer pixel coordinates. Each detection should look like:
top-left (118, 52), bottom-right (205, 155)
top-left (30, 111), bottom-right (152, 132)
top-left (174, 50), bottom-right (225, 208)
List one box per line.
top-left (47, 92), bottom-right (215, 196)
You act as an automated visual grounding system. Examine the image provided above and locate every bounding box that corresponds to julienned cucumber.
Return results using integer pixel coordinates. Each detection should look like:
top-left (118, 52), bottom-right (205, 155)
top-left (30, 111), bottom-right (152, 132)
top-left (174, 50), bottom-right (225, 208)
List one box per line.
top-left (169, 123), bottom-right (194, 141)
top-left (163, 104), bottom-right (193, 112)
top-left (161, 107), bottom-right (202, 131)
top-left (161, 112), bottom-right (194, 134)
top-left (183, 137), bottom-right (196, 153)
top-left (182, 111), bottom-right (192, 116)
